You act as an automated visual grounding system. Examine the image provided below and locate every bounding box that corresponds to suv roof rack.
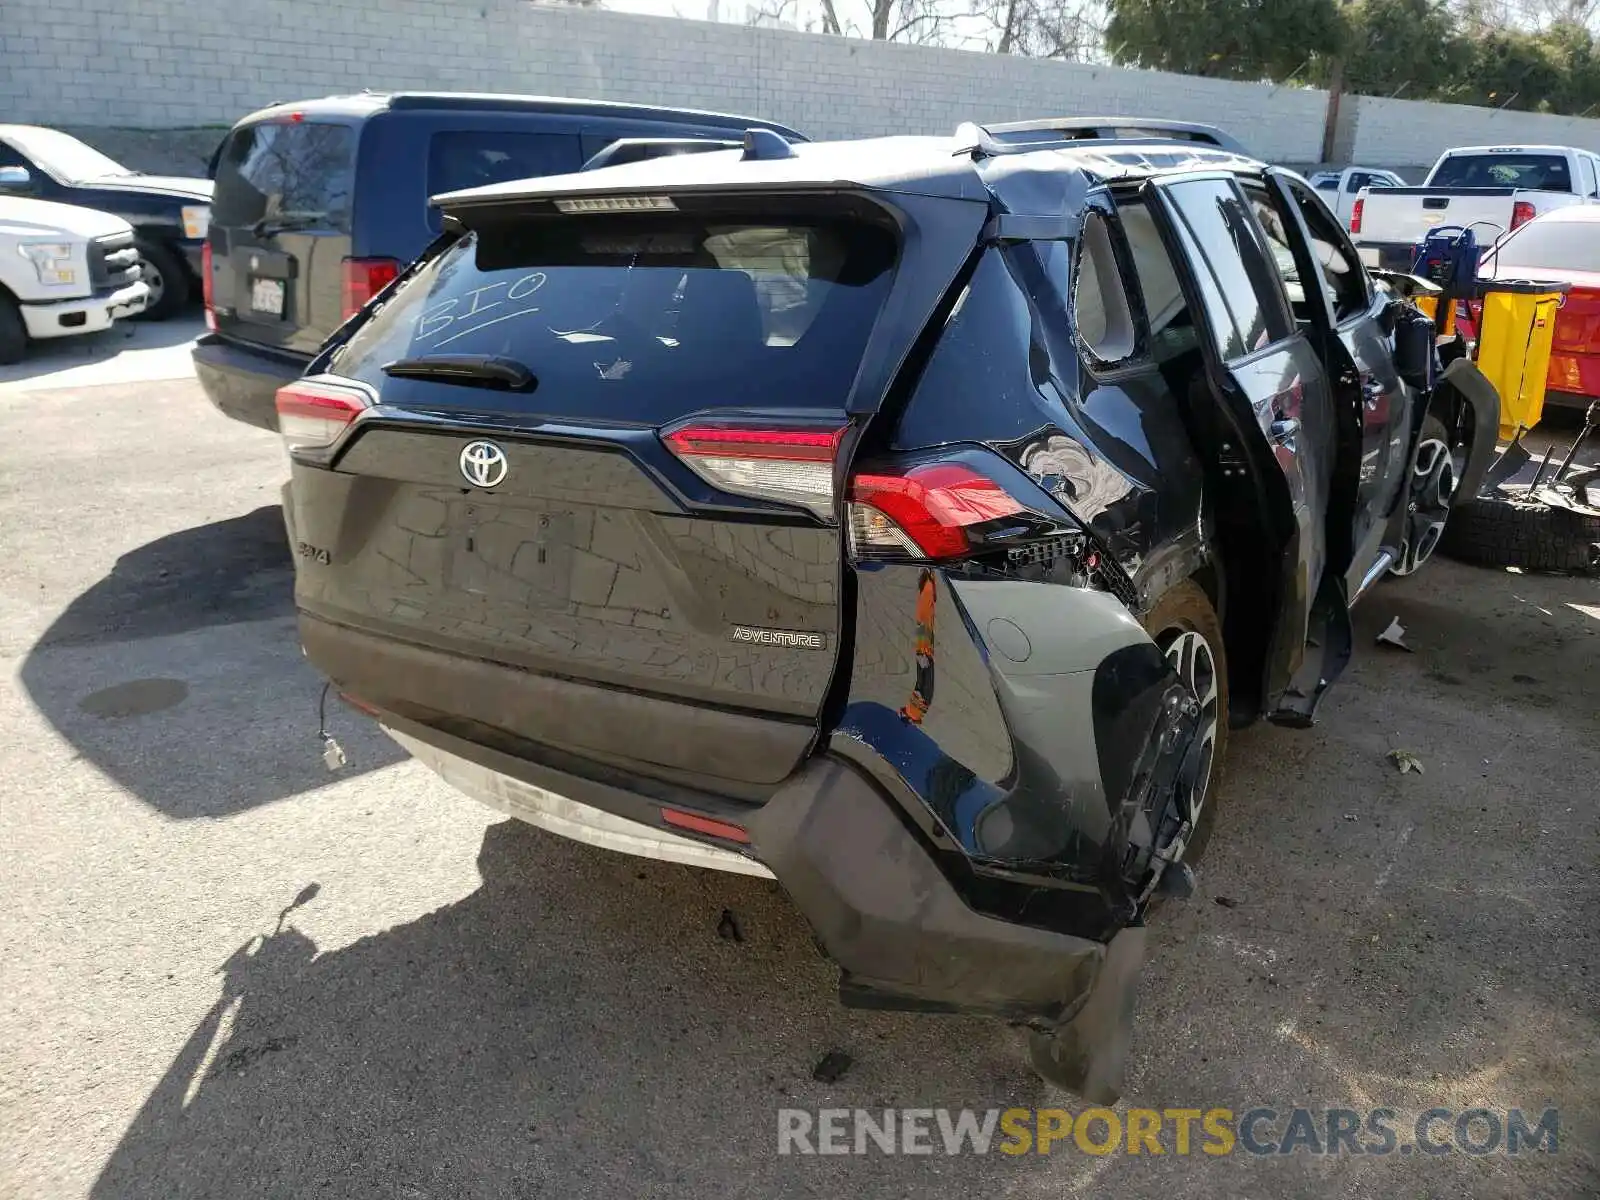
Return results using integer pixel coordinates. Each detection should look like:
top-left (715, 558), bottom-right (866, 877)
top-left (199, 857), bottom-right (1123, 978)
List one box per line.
top-left (956, 117), bottom-right (1249, 159)
top-left (581, 137), bottom-right (739, 172)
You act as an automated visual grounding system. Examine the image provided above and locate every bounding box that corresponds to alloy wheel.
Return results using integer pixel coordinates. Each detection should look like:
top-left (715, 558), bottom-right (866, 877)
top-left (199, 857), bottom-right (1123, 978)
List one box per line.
top-left (1393, 435), bottom-right (1456, 575)
top-left (1161, 628), bottom-right (1220, 830)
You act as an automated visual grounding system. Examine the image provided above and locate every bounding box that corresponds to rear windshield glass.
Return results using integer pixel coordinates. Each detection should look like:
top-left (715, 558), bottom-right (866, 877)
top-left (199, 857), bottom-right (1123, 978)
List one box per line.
top-left (1429, 154), bottom-right (1572, 192)
top-left (212, 121), bottom-right (357, 233)
top-left (1496, 220), bottom-right (1600, 274)
top-left (331, 211), bottom-right (898, 422)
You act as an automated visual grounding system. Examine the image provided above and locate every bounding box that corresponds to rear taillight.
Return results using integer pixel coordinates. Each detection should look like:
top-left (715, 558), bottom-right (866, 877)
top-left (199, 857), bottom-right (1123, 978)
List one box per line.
top-left (1511, 200), bottom-right (1536, 231)
top-left (662, 423), bottom-right (847, 518)
top-left (275, 378), bottom-right (369, 451)
top-left (201, 240), bottom-right (215, 331)
top-left (340, 256), bottom-right (401, 321)
top-left (1349, 197), bottom-right (1364, 235)
top-left (847, 462), bottom-right (1028, 561)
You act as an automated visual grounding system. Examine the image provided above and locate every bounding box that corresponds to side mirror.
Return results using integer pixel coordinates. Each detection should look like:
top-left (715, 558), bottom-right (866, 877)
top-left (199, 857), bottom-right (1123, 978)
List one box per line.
top-left (0, 165), bottom-right (32, 192)
top-left (1392, 303), bottom-right (1438, 391)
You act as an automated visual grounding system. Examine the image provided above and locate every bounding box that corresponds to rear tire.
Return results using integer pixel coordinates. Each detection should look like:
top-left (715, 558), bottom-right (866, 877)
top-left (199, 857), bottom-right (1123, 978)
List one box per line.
top-left (133, 237), bottom-right (190, 321)
top-left (1140, 579), bottom-right (1229, 873)
top-left (0, 292), bottom-right (26, 366)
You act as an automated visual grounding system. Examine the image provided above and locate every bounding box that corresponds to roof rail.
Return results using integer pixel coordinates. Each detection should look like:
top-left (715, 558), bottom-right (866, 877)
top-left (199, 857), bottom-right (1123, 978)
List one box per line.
top-left (957, 117), bottom-right (1250, 158)
top-left (581, 137), bottom-right (739, 172)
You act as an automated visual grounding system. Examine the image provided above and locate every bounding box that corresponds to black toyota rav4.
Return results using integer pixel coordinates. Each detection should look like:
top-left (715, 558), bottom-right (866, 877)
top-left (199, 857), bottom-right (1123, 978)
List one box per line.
top-left (281, 121), bottom-right (1499, 1096)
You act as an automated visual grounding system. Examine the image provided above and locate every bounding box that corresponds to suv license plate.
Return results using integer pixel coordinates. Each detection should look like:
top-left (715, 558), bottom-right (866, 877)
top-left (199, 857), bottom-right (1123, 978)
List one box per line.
top-left (251, 277), bottom-right (285, 315)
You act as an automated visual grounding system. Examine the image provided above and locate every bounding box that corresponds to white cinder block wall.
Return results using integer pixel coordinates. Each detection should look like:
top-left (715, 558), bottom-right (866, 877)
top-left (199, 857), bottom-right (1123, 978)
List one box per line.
top-left (1346, 95), bottom-right (1600, 164)
top-left (5, 0), bottom-right (1600, 170)
top-left (0, 0), bottom-right (1327, 159)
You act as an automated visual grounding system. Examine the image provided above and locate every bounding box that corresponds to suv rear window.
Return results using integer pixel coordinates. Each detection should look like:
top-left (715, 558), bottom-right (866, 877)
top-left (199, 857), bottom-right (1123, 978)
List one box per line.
top-left (426, 131), bottom-right (584, 197)
top-left (1429, 154), bottom-right (1573, 192)
top-left (212, 121), bottom-right (357, 234)
top-left (331, 211), bottom-right (898, 422)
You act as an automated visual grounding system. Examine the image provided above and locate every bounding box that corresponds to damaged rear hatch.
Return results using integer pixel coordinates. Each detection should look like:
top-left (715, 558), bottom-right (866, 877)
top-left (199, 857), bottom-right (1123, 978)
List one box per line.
top-left (286, 181), bottom-right (959, 797)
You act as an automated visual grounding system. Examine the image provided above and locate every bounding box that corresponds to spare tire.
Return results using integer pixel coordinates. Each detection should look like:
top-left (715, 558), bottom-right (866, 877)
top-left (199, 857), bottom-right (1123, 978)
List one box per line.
top-left (1440, 480), bottom-right (1600, 573)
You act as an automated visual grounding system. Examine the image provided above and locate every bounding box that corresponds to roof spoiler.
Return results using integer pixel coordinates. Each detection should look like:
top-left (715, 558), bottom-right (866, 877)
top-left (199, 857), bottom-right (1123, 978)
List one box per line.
top-left (955, 117), bottom-right (1249, 159)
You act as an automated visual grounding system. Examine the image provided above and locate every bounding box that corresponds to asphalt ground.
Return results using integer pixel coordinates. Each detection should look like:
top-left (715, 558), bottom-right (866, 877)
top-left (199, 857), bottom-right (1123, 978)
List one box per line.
top-left (1, 316), bottom-right (1596, 1198)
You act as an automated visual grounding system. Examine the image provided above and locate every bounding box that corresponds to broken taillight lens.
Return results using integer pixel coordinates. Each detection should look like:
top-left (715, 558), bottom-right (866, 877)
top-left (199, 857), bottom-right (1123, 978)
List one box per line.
top-left (1510, 200), bottom-right (1536, 231)
top-left (661, 423), bottom-right (848, 518)
top-left (847, 462), bottom-right (1029, 561)
top-left (275, 378), bottom-right (370, 451)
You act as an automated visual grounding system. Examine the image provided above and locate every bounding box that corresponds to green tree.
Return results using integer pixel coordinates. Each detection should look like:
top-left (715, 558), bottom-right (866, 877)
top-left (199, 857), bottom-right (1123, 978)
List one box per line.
top-left (1106, 0), bottom-right (1344, 80)
top-left (1338, 0), bottom-right (1472, 99)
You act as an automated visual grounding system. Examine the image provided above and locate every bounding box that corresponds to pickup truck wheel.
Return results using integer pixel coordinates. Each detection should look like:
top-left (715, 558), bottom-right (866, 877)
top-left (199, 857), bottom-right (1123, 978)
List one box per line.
top-left (133, 238), bottom-right (189, 321)
top-left (1439, 482), bottom-right (1600, 574)
top-left (0, 293), bottom-right (26, 366)
top-left (1138, 580), bottom-right (1229, 884)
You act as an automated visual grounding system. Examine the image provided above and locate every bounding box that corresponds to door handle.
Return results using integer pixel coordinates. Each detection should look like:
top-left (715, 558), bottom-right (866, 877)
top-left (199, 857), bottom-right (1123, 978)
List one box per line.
top-left (1269, 417), bottom-right (1300, 442)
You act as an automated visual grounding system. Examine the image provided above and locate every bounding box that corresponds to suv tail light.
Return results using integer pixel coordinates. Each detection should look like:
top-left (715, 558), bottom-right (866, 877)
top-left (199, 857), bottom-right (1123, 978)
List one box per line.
top-left (1349, 197), bottom-right (1364, 235)
top-left (340, 256), bottom-right (401, 321)
top-left (201, 240), bottom-right (215, 331)
top-left (847, 463), bottom-right (1030, 561)
top-left (1511, 200), bottom-right (1536, 231)
top-left (662, 423), bottom-right (847, 518)
top-left (275, 379), bottom-right (370, 451)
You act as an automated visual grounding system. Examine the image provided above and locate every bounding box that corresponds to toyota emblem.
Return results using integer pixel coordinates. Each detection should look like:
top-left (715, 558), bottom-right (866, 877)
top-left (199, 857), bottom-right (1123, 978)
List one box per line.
top-left (459, 441), bottom-right (508, 488)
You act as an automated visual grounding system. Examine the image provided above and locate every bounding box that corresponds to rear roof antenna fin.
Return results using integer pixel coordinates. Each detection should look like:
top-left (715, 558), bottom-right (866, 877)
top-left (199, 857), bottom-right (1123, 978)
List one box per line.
top-left (741, 128), bottom-right (795, 161)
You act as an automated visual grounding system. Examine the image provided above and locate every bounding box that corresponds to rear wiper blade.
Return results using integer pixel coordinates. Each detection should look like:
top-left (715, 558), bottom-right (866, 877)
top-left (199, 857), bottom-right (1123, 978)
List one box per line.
top-left (381, 354), bottom-right (538, 392)
top-left (251, 212), bottom-right (322, 236)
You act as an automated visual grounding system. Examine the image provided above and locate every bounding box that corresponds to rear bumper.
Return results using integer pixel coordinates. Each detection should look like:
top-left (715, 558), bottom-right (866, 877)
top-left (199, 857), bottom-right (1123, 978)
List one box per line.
top-left (20, 280), bottom-right (150, 339)
top-left (374, 706), bottom-right (1104, 1025)
top-left (1355, 240), bottom-right (1416, 272)
top-left (192, 333), bottom-right (306, 431)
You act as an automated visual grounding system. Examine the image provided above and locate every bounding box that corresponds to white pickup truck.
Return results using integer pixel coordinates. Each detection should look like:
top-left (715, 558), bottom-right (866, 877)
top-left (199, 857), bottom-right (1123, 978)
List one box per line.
top-left (1350, 144), bottom-right (1600, 270)
top-left (0, 173), bottom-right (149, 365)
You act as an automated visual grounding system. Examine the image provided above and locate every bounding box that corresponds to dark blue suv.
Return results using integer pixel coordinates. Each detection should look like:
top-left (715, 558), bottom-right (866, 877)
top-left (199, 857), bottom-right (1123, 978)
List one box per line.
top-left (193, 92), bottom-right (804, 431)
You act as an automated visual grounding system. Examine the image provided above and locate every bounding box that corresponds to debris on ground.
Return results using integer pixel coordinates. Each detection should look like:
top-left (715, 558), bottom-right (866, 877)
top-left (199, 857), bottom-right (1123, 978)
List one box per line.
top-left (1387, 749), bottom-right (1426, 775)
top-left (1213, 896), bottom-right (1240, 909)
top-left (1342, 813), bottom-right (1359, 822)
top-left (716, 908), bottom-right (743, 943)
top-left (1376, 617), bottom-right (1413, 652)
top-left (812, 1050), bottom-right (853, 1084)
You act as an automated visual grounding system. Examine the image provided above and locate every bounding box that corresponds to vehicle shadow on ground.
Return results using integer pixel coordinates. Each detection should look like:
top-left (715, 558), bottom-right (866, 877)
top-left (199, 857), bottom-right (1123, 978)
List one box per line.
top-left (89, 820), bottom-right (1050, 1200)
top-left (19, 506), bottom-right (403, 819)
top-left (0, 309), bottom-right (202, 387)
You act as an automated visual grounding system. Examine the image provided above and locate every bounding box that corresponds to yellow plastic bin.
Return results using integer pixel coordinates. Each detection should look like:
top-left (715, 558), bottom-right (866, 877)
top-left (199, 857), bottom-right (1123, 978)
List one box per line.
top-left (1473, 279), bottom-right (1571, 440)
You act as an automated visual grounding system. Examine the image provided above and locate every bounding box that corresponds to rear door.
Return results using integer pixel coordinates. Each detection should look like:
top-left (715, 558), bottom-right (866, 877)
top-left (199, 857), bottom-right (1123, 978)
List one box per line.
top-left (209, 118), bottom-right (358, 356)
top-left (290, 196), bottom-right (917, 789)
top-left (1266, 170), bottom-right (1410, 584)
top-left (1141, 173), bottom-right (1349, 723)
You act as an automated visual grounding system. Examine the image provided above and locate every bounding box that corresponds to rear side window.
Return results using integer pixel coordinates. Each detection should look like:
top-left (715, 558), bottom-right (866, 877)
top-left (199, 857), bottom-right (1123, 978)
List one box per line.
top-left (211, 121), bottom-right (356, 233)
top-left (427, 132), bottom-right (584, 197)
top-left (332, 211), bottom-right (898, 422)
top-left (1578, 154), bottom-right (1598, 198)
top-left (1073, 212), bottom-right (1137, 365)
top-left (1429, 154), bottom-right (1572, 192)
